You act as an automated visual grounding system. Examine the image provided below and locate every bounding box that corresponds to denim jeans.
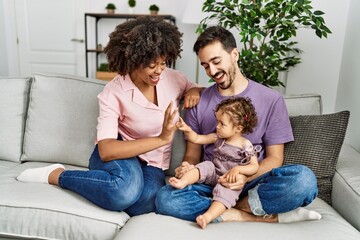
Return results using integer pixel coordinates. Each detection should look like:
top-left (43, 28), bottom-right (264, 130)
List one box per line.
top-left (155, 164), bottom-right (318, 222)
top-left (58, 145), bottom-right (165, 216)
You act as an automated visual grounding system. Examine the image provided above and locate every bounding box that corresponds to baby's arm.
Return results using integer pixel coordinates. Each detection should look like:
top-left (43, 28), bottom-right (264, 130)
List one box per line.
top-left (223, 143), bottom-right (260, 183)
top-left (230, 156), bottom-right (259, 176)
top-left (176, 117), bottom-right (217, 145)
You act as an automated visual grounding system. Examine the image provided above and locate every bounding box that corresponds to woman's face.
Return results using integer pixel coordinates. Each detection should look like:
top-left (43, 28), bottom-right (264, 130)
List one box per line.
top-left (130, 57), bottom-right (167, 87)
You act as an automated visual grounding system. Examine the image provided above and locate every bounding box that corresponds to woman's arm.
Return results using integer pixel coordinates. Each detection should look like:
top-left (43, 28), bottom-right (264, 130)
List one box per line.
top-left (98, 102), bottom-right (178, 162)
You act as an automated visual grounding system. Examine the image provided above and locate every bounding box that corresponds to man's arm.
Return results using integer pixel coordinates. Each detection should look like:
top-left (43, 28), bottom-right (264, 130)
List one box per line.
top-left (219, 144), bottom-right (284, 189)
top-left (174, 141), bottom-right (202, 178)
top-left (247, 144), bottom-right (284, 181)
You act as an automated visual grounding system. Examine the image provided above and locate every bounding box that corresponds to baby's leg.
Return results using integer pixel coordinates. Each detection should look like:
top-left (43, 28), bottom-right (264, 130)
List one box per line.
top-left (196, 201), bottom-right (226, 229)
top-left (168, 168), bottom-right (200, 189)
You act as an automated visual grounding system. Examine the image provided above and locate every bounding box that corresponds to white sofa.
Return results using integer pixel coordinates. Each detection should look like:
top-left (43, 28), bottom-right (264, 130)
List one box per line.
top-left (0, 73), bottom-right (359, 240)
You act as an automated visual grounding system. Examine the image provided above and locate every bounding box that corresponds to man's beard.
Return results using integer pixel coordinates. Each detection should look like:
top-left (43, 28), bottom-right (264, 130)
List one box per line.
top-left (218, 63), bottom-right (236, 90)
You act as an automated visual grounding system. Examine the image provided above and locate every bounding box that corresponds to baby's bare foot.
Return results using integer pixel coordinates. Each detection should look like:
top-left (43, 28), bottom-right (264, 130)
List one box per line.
top-left (168, 177), bottom-right (186, 189)
top-left (196, 215), bottom-right (210, 229)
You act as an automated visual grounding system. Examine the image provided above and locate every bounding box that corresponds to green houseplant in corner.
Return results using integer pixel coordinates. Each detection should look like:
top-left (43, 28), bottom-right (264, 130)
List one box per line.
top-left (198, 0), bottom-right (331, 88)
top-left (105, 3), bottom-right (116, 14)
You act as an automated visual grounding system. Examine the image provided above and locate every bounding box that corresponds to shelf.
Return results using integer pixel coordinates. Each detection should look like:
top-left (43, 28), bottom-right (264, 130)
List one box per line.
top-left (87, 49), bottom-right (103, 53)
top-left (85, 13), bottom-right (176, 23)
top-left (96, 71), bottom-right (118, 81)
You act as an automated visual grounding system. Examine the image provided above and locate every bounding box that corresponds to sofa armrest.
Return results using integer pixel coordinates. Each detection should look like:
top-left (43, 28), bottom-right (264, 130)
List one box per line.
top-left (332, 143), bottom-right (360, 231)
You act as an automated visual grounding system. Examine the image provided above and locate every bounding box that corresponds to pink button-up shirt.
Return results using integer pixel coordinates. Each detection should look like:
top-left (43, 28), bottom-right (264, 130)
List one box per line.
top-left (96, 68), bottom-right (197, 170)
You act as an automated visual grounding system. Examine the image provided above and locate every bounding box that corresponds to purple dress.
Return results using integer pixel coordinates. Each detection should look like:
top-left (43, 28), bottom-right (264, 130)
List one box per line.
top-left (196, 138), bottom-right (261, 209)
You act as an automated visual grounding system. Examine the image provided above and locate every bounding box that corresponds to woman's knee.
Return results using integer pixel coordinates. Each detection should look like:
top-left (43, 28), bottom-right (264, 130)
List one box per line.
top-left (101, 178), bottom-right (143, 211)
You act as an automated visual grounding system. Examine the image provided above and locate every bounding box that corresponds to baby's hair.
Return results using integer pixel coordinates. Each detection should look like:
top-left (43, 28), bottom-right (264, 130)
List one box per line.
top-left (104, 16), bottom-right (182, 75)
top-left (215, 97), bottom-right (258, 134)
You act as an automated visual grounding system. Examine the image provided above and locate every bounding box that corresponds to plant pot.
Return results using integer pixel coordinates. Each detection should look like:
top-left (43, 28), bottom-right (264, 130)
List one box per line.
top-left (107, 9), bottom-right (115, 14)
top-left (96, 71), bottom-right (117, 81)
top-left (150, 10), bottom-right (158, 16)
top-left (128, 7), bottom-right (134, 14)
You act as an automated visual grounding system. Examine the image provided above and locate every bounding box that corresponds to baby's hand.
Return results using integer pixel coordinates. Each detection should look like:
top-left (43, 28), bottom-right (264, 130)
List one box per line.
top-left (176, 117), bottom-right (190, 131)
top-left (224, 167), bottom-right (241, 183)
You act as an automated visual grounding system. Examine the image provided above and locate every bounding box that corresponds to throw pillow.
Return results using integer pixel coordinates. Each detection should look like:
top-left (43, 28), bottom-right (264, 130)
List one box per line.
top-left (284, 111), bottom-right (350, 205)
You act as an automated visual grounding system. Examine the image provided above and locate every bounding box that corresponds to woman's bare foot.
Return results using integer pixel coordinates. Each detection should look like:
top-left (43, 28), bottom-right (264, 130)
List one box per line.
top-left (168, 177), bottom-right (187, 189)
top-left (196, 214), bottom-right (211, 229)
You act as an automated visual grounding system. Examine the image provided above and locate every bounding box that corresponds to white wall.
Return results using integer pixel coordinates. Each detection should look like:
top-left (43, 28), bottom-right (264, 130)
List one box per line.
top-left (336, 0), bottom-right (360, 151)
top-left (286, 0), bottom-right (350, 114)
top-left (0, 0), bottom-right (9, 76)
top-left (0, 0), bottom-right (359, 149)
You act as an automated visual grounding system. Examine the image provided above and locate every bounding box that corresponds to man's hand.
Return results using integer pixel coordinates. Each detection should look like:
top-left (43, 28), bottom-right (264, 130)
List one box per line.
top-left (182, 88), bottom-right (201, 109)
top-left (175, 161), bottom-right (195, 178)
top-left (218, 173), bottom-right (248, 190)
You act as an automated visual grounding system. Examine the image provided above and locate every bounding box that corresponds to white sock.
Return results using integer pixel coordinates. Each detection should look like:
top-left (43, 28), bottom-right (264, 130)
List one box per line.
top-left (278, 207), bottom-right (322, 223)
top-left (17, 164), bottom-right (65, 184)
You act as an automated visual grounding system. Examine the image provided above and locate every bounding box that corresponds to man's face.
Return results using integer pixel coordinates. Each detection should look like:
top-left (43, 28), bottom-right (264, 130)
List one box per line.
top-left (198, 41), bottom-right (238, 90)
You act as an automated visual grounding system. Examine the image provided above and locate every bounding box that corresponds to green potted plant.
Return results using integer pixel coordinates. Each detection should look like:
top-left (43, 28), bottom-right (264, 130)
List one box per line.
top-left (105, 3), bottom-right (116, 14)
top-left (96, 63), bottom-right (117, 81)
top-left (198, 0), bottom-right (331, 88)
top-left (149, 4), bottom-right (159, 15)
top-left (128, 0), bottom-right (136, 14)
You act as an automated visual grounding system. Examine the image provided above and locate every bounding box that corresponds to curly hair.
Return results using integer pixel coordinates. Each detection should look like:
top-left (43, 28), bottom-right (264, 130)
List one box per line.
top-left (104, 16), bottom-right (183, 75)
top-left (215, 97), bottom-right (258, 134)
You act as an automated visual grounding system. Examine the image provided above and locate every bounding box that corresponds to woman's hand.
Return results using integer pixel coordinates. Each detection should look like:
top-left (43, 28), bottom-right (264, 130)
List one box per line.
top-left (183, 87), bottom-right (201, 109)
top-left (218, 172), bottom-right (247, 190)
top-left (175, 161), bottom-right (195, 178)
top-left (159, 101), bottom-right (178, 144)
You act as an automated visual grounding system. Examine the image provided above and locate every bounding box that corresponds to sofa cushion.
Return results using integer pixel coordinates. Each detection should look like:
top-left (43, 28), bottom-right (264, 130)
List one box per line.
top-left (0, 77), bottom-right (31, 163)
top-left (116, 198), bottom-right (360, 240)
top-left (0, 162), bottom-right (129, 240)
top-left (21, 73), bottom-right (106, 167)
top-left (284, 111), bottom-right (350, 204)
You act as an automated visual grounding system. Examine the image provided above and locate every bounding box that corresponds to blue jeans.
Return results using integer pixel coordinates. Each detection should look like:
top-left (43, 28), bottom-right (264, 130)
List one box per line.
top-left (58, 145), bottom-right (165, 216)
top-left (155, 164), bottom-right (318, 222)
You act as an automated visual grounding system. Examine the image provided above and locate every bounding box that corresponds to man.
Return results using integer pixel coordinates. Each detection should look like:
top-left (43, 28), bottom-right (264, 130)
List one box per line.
top-left (155, 26), bottom-right (320, 223)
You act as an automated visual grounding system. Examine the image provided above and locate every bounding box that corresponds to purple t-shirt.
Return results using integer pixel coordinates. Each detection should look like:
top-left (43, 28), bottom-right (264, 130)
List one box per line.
top-left (185, 80), bottom-right (294, 162)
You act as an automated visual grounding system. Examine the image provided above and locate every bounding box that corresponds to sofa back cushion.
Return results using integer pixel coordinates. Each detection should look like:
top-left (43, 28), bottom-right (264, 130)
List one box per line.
top-left (0, 77), bottom-right (31, 163)
top-left (21, 73), bottom-right (105, 167)
top-left (284, 94), bottom-right (322, 116)
top-left (284, 111), bottom-right (350, 204)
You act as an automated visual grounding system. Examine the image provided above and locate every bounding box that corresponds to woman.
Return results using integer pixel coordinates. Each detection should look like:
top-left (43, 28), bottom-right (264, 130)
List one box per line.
top-left (17, 16), bottom-right (201, 216)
